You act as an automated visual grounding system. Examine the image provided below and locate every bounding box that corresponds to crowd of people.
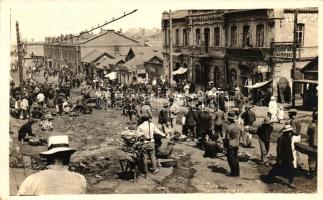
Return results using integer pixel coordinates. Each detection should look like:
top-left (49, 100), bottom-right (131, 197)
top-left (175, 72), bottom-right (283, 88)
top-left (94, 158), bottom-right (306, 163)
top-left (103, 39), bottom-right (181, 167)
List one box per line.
top-left (12, 68), bottom-right (317, 194)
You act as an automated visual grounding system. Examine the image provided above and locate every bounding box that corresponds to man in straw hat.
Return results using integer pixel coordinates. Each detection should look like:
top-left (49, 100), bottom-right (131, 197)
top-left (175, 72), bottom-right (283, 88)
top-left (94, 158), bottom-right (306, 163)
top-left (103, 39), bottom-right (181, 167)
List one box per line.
top-left (18, 135), bottom-right (86, 195)
top-left (256, 117), bottom-right (273, 165)
top-left (266, 124), bottom-right (295, 188)
top-left (224, 111), bottom-right (241, 177)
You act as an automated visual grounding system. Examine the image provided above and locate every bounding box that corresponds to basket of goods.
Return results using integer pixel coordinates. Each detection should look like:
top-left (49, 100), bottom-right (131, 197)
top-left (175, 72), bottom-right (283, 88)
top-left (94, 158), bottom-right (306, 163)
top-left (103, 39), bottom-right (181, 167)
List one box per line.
top-left (160, 159), bottom-right (177, 168)
top-left (120, 130), bottom-right (145, 162)
top-left (245, 126), bottom-right (258, 135)
top-left (238, 151), bottom-right (251, 162)
top-left (294, 142), bottom-right (317, 157)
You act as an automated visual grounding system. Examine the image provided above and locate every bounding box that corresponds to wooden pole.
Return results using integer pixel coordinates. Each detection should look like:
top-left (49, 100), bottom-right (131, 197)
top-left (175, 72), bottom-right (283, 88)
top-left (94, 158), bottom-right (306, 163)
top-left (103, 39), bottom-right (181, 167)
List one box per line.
top-left (292, 9), bottom-right (298, 107)
top-left (169, 10), bottom-right (173, 95)
top-left (16, 21), bottom-right (24, 92)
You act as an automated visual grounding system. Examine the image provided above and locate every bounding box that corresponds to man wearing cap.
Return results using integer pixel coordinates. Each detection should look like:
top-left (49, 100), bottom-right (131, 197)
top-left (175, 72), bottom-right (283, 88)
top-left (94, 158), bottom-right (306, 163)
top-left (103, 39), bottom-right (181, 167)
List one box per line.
top-left (184, 105), bottom-right (197, 140)
top-left (267, 125), bottom-right (295, 187)
top-left (256, 117), bottom-right (273, 165)
top-left (140, 99), bottom-right (153, 122)
top-left (241, 104), bottom-right (256, 148)
top-left (18, 135), bottom-right (86, 195)
top-left (158, 102), bottom-right (170, 133)
top-left (213, 106), bottom-right (225, 140)
top-left (224, 111), bottom-right (241, 177)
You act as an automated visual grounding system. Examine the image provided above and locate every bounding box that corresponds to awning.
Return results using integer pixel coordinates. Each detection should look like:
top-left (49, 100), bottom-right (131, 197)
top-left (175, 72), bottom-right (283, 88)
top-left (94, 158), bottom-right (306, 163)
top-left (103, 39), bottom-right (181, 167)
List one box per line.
top-left (172, 52), bottom-right (182, 57)
top-left (293, 79), bottom-right (318, 84)
top-left (173, 67), bottom-right (187, 75)
top-left (245, 80), bottom-right (272, 89)
top-left (104, 72), bottom-right (117, 80)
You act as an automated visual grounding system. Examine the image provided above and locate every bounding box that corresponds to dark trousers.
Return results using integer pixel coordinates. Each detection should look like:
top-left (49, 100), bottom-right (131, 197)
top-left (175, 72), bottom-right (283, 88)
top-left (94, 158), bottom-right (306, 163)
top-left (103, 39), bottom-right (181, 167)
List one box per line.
top-left (268, 162), bottom-right (295, 184)
top-left (226, 146), bottom-right (240, 176)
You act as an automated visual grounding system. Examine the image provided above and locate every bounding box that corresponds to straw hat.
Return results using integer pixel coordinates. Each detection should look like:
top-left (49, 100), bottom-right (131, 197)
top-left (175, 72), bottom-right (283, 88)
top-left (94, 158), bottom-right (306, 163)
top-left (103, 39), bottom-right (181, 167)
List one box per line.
top-left (227, 111), bottom-right (236, 120)
top-left (288, 109), bottom-right (297, 114)
top-left (163, 102), bottom-right (169, 107)
top-left (282, 124), bottom-right (294, 133)
top-left (40, 135), bottom-right (76, 156)
top-left (235, 87), bottom-right (240, 91)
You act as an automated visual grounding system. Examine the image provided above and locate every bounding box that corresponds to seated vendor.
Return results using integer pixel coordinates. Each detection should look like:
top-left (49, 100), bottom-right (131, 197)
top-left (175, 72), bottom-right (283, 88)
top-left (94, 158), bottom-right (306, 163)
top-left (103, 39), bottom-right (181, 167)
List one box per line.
top-left (18, 119), bottom-right (36, 143)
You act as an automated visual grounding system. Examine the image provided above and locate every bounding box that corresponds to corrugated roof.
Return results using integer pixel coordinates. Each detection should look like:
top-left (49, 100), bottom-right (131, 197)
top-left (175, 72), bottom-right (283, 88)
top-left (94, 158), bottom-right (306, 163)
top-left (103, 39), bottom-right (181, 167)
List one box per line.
top-left (80, 30), bottom-right (140, 45)
top-left (81, 49), bottom-right (115, 63)
top-left (122, 52), bottom-right (163, 71)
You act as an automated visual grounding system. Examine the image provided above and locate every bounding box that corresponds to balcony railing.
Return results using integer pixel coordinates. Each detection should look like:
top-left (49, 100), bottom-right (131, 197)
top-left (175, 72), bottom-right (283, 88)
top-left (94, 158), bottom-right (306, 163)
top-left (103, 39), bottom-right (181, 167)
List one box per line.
top-left (164, 44), bottom-right (225, 57)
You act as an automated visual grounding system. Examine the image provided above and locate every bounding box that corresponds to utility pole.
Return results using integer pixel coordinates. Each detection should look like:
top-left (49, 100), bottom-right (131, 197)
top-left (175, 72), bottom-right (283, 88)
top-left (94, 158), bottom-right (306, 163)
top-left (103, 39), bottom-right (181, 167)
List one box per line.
top-left (292, 9), bottom-right (298, 107)
top-left (16, 21), bottom-right (24, 93)
top-left (169, 10), bottom-right (173, 94)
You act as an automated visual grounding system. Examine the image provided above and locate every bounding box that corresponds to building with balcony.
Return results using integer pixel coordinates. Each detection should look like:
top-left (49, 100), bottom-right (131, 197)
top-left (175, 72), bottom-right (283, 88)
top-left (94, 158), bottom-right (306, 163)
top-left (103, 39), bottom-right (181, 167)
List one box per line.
top-left (162, 8), bottom-right (318, 98)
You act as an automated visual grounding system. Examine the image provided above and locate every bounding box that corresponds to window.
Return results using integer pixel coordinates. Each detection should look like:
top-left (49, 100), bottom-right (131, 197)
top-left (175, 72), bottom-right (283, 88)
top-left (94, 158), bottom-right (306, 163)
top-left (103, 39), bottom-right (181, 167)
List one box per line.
top-left (183, 29), bottom-right (189, 46)
top-left (256, 24), bottom-right (264, 47)
top-left (175, 29), bottom-right (180, 45)
top-left (296, 23), bottom-right (304, 46)
top-left (243, 25), bottom-right (251, 47)
top-left (196, 28), bottom-right (201, 45)
top-left (231, 26), bottom-right (237, 47)
top-left (214, 27), bottom-right (220, 46)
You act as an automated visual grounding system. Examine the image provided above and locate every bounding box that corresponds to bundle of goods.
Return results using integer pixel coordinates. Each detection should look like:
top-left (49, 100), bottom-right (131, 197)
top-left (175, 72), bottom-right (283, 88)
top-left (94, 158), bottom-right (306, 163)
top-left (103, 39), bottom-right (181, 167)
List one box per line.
top-left (294, 142), bottom-right (317, 157)
top-left (244, 126), bottom-right (258, 135)
top-left (120, 130), bottom-right (145, 162)
top-left (238, 151), bottom-right (251, 162)
top-left (204, 140), bottom-right (224, 158)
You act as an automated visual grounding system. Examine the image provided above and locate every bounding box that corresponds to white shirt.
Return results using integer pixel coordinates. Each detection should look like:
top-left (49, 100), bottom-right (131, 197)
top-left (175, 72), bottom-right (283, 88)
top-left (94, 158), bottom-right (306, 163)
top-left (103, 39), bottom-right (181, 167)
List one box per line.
top-left (37, 93), bottom-right (45, 102)
top-left (137, 121), bottom-right (165, 140)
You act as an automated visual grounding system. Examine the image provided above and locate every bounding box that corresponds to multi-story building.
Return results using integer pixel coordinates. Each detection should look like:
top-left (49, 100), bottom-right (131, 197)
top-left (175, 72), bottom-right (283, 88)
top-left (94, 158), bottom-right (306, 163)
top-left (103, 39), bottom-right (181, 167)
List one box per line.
top-left (162, 8), bottom-right (318, 98)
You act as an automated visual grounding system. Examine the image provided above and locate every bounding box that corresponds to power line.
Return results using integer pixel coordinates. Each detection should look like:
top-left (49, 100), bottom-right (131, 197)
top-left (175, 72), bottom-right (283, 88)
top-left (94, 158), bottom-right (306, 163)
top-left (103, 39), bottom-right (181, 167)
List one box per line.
top-left (46, 9), bottom-right (138, 45)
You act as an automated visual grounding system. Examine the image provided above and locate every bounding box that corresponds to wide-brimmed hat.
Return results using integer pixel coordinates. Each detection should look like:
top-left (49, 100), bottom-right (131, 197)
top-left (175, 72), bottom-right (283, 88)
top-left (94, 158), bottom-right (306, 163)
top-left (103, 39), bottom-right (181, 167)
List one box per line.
top-left (44, 113), bottom-right (53, 120)
top-left (263, 117), bottom-right (272, 124)
top-left (282, 124), bottom-right (294, 133)
top-left (227, 111), bottom-right (236, 120)
top-left (235, 87), bottom-right (240, 91)
top-left (163, 102), bottom-right (169, 107)
top-left (288, 109), bottom-right (297, 114)
top-left (40, 135), bottom-right (76, 156)
top-left (245, 104), bottom-right (253, 109)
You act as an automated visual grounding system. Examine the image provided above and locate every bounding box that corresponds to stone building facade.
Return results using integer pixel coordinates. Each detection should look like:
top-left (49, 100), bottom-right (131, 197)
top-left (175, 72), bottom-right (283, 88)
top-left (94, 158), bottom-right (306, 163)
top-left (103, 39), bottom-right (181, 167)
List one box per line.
top-left (162, 8), bottom-right (318, 96)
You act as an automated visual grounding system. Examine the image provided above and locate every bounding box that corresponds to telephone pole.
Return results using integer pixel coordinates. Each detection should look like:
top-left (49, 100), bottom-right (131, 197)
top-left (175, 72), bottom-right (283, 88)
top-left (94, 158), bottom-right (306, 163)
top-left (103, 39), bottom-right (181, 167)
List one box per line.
top-left (16, 21), bottom-right (24, 92)
top-left (169, 10), bottom-right (173, 94)
top-left (291, 9), bottom-right (298, 107)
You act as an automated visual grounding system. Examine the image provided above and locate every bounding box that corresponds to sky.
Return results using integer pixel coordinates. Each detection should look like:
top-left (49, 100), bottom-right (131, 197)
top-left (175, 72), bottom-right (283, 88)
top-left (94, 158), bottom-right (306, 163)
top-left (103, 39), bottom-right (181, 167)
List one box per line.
top-left (5, 0), bottom-right (182, 43)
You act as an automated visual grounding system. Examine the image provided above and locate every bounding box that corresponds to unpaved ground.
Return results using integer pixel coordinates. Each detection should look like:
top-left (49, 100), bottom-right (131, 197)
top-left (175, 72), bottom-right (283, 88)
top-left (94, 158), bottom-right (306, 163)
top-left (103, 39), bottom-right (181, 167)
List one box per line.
top-left (9, 72), bottom-right (316, 195)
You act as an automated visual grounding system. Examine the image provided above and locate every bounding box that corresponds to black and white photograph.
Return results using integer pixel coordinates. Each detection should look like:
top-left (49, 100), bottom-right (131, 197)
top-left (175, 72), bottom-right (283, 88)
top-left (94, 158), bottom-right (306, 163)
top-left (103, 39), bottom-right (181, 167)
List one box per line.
top-left (0, 0), bottom-right (321, 198)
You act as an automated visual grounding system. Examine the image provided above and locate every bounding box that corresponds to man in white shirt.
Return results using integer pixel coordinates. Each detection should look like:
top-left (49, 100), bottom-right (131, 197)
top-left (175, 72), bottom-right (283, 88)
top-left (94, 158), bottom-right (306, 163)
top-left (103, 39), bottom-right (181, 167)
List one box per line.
top-left (137, 119), bottom-right (167, 174)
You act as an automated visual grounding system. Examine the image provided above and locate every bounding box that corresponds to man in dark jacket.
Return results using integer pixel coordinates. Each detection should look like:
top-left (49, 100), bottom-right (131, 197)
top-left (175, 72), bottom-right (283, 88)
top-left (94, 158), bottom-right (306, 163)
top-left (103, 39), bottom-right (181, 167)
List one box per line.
top-left (214, 107), bottom-right (225, 139)
top-left (184, 105), bottom-right (197, 140)
top-left (267, 125), bottom-right (295, 188)
top-left (18, 119), bottom-right (36, 142)
top-left (199, 107), bottom-right (213, 147)
top-left (256, 117), bottom-right (273, 165)
top-left (158, 102), bottom-right (170, 133)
